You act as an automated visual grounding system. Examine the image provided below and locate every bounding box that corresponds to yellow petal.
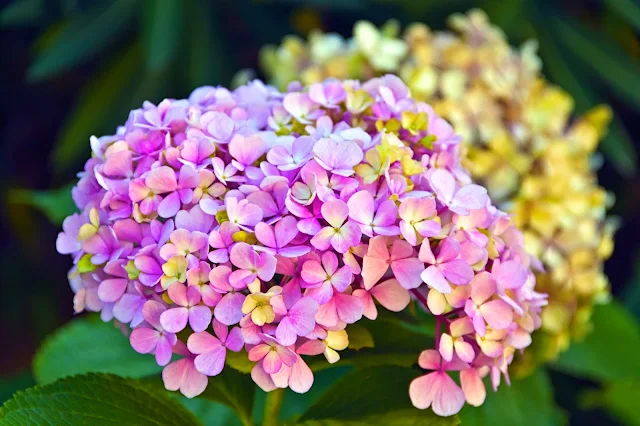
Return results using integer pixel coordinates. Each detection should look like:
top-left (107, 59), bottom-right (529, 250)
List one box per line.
top-left (325, 330), bottom-right (349, 351)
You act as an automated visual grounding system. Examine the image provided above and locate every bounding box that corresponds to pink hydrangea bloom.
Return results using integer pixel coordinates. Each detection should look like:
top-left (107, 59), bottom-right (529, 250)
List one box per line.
top-left (57, 76), bottom-right (544, 411)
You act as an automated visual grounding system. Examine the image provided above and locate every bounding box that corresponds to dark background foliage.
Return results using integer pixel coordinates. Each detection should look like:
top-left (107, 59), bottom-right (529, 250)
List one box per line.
top-left (1, 0), bottom-right (639, 424)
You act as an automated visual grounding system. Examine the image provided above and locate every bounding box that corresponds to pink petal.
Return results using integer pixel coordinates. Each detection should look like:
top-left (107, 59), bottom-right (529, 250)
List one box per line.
top-left (155, 336), bottom-right (174, 366)
top-left (274, 215), bottom-right (299, 248)
top-left (421, 265), bottom-right (452, 294)
top-left (440, 260), bottom-right (474, 285)
top-left (97, 278), bottom-right (128, 303)
top-left (255, 222), bottom-right (277, 248)
top-left (418, 239), bottom-right (436, 264)
top-left (146, 166), bottom-right (178, 193)
top-left (314, 298), bottom-right (338, 328)
top-left (493, 260), bottom-right (528, 290)
top-left (480, 299), bottom-right (513, 330)
top-left (301, 260), bottom-right (328, 287)
top-left (189, 305), bottom-right (212, 332)
top-left (160, 307), bottom-right (189, 333)
top-left (187, 331), bottom-right (221, 354)
top-left (455, 340), bottom-right (475, 363)
top-left (309, 227), bottom-right (334, 251)
top-left (391, 257), bottom-right (425, 290)
top-left (332, 221), bottom-right (361, 253)
top-left (288, 355), bottom-right (314, 394)
top-left (418, 349), bottom-right (441, 370)
top-left (168, 283), bottom-right (188, 307)
top-left (248, 343), bottom-right (271, 362)
top-left (130, 327), bottom-right (159, 354)
top-left (470, 272), bottom-right (496, 305)
top-left (436, 238), bottom-right (460, 263)
top-left (439, 333), bottom-right (454, 362)
top-left (194, 346), bottom-right (227, 376)
top-left (334, 293), bottom-right (363, 324)
top-left (262, 350), bottom-right (283, 374)
top-left (229, 242), bottom-right (257, 270)
top-left (225, 327), bottom-right (244, 352)
top-left (181, 360), bottom-right (209, 398)
top-left (409, 372), bottom-right (439, 410)
top-left (431, 371), bottom-right (465, 416)
top-left (460, 369), bottom-right (486, 407)
top-left (452, 184), bottom-right (488, 212)
top-left (321, 198), bottom-right (348, 229)
top-left (330, 266), bottom-right (352, 292)
top-left (347, 190), bottom-right (374, 225)
top-left (370, 278), bottom-right (410, 312)
top-left (305, 281), bottom-right (334, 305)
top-left (414, 220), bottom-right (441, 238)
top-left (162, 358), bottom-right (208, 398)
top-left (214, 292), bottom-right (246, 325)
top-left (373, 199), bottom-right (398, 227)
top-left (251, 363), bottom-right (277, 392)
top-left (429, 169), bottom-right (455, 203)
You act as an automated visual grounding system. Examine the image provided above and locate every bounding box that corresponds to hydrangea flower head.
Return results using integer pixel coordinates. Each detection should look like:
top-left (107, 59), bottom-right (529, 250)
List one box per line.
top-left (57, 75), bottom-right (544, 416)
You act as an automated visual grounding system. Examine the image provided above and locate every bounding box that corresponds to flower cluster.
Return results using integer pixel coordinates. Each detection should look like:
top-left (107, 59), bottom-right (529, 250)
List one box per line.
top-left (57, 75), bottom-right (544, 416)
top-left (260, 9), bottom-right (615, 369)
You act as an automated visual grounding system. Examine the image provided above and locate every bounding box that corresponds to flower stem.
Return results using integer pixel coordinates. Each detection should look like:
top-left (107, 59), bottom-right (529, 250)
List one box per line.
top-left (262, 388), bottom-right (285, 426)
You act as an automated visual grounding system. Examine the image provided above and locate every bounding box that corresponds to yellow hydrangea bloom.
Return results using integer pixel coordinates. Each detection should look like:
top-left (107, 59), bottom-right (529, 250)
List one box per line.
top-left (260, 9), bottom-right (616, 371)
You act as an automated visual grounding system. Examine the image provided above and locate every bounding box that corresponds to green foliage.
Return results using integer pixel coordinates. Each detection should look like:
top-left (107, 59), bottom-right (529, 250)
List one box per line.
top-left (551, 17), bottom-right (640, 112)
top-left (51, 43), bottom-right (143, 173)
top-left (33, 316), bottom-right (162, 385)
top-left (198, 368), bottom-right (255, 426)
top-left (178, 397), bottom-right (243, 426)
top-left (225, 348), bottom-right (255, 374)
top-left (142, 0), bottom-right (184, 71)
top-left (529, 4), bottom-right (638, 177)
top-left (346, 323), bottom-right (375, 350)
top-left (0, 372), bottom-right (34, 405)
top-left (27, 0), bottom-right (138, 82)
top-left (580, 378), bottom-right (640, 426)
top-left (297, 365), bottom-right (459, 425)
top-left (7, 183), bottom-right (76, 225)
top-left (0, 373), bottom-right (201, 426)
top-left (309, 315), bottom-right (431, 372)
top-left (603, 0), bottom-right (640, 32)
top-left (554, 301), bottom-right (640, 382)
top-left (0, 0), bottom-right (43, 27)
top-left (458, 370), bottom-right (566, 426)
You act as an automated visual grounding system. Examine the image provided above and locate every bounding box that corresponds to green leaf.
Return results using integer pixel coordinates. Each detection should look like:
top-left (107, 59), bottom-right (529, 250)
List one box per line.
top-left (531, 9), bottom-right (637, 176)
top-left (603, 0), bottom-right (640, 32)
top-left (0, 0), bottom-right (43, 27)
top-left (0, 373), bottom-right (201, 425)
top-left (33, 316), bottom-right (162, 385)
top-left (458, 370), bottom-right (565, 426)
top-left (198, 368), bottom-right (254, 426)
top-left (551, 17), bottom-right (640, 111)
top-left (297, 365), bottom-right (458, 425)
top-left (580, 378), bottom-right (640, 426)
top-left (176, 396), bottom-right (242, 426)
top-left (7, 183), bottom-right (76, 225)
top-left (225, 348), bottom-right (255, 374)
top-left (27, 0), bottom-right (138, 82)
top-left (51, 43), bottom-right (142, 173)
top-left (554, 301), bottom-right (640, 382)
top-left (346, 323), bottom-right (374, 350)
top-left (142, 0), bottom-right (183, 71)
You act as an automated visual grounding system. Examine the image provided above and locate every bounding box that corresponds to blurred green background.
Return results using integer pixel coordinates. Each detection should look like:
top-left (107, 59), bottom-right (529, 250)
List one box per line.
top-left (1, 0), bottom-right (640, 424)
